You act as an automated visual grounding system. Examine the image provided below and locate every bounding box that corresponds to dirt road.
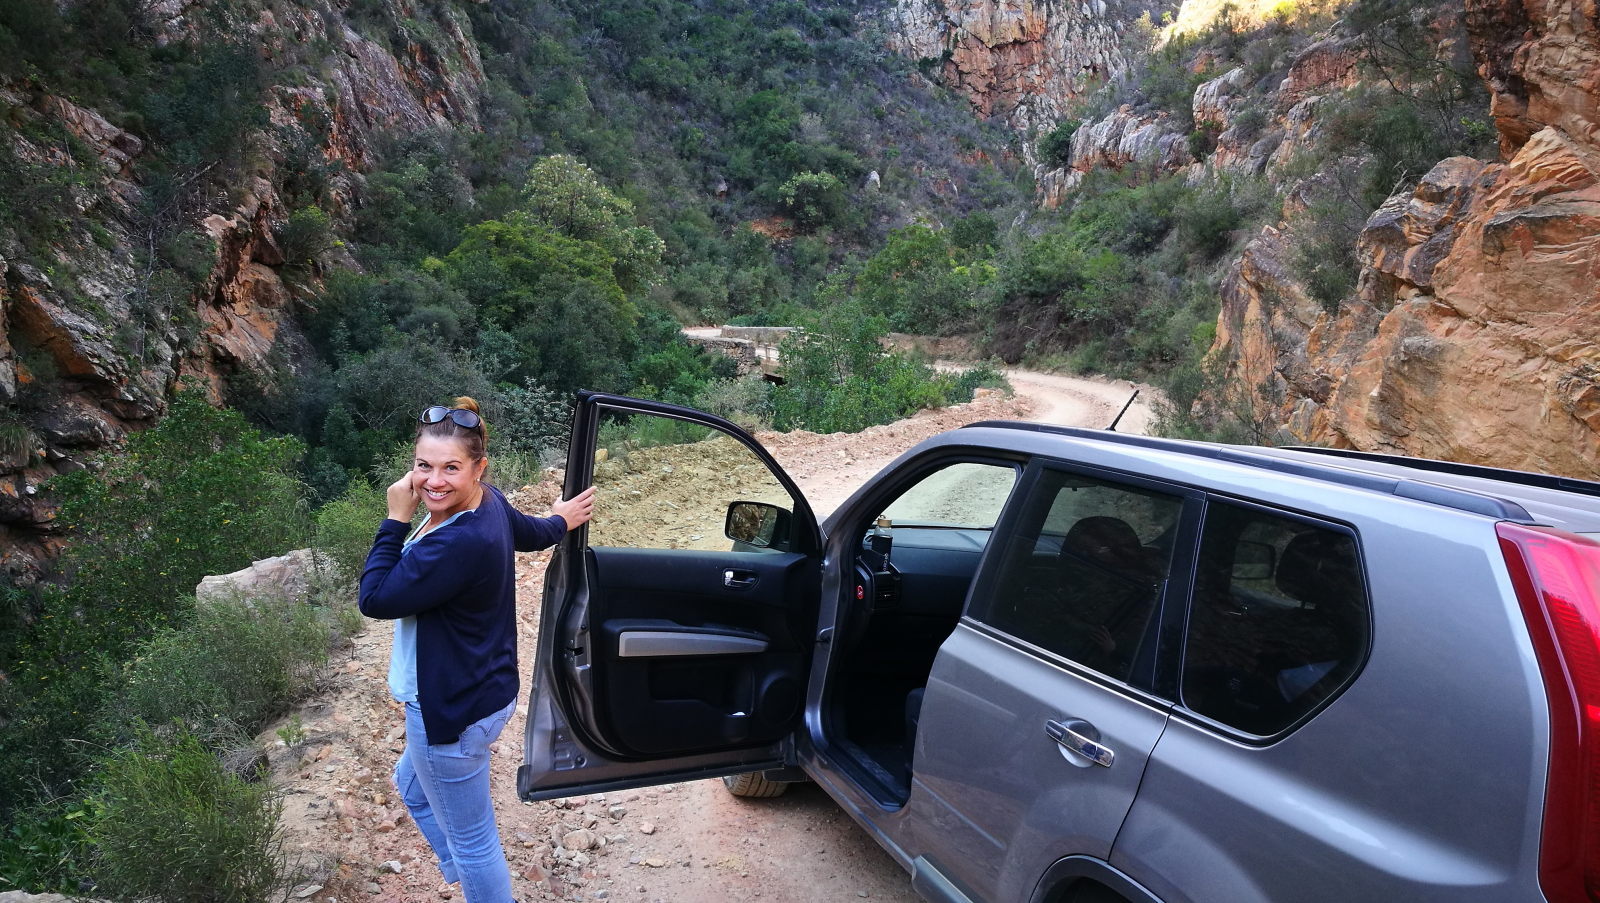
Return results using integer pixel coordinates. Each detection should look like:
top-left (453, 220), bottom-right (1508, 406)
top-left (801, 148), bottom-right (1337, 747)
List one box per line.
top-left (274, 374), bottom-right (1154, 903)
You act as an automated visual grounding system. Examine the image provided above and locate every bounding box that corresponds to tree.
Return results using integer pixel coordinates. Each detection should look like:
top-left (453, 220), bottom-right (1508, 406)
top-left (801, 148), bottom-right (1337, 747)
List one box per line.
top-left (442, 219), bottom-right (639, 394)
top-left (519, 155), bottom-right (664, 293)
top-left (1036, 119), bottom-right (1080, 169)
top-left (856, 225), bottom-right (992, 334)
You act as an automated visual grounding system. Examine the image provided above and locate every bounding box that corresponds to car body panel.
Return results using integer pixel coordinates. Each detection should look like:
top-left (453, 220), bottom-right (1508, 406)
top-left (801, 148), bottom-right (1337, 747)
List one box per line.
top-left (909, 625), bottom-right (1173, 902)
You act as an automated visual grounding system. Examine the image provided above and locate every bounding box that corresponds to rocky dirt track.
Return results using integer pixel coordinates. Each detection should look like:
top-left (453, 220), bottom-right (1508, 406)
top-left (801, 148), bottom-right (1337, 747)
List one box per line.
top-left (270, 376), bottom-right (1152, 903)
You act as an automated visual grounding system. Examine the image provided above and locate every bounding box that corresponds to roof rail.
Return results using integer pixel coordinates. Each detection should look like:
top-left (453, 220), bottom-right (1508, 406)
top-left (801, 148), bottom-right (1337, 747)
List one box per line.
top-left (1282, 446), bottom-right (1600, 500)
top-left (960, 421), bottom-right (1535, 522)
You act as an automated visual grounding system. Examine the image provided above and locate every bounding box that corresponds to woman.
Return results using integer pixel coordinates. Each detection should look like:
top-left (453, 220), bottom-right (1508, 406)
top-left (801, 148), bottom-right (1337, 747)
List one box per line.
top-left (358, 397), bottom-right (595, 902)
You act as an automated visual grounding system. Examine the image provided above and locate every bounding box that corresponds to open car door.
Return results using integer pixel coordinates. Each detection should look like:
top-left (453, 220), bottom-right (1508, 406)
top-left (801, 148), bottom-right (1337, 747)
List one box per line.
top-left (518, 392), bottom-right (823, 801)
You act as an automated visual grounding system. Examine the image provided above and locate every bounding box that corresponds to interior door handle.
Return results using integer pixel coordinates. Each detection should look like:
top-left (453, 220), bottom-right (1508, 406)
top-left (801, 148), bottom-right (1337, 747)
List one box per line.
top-left (1045, 719), bottom-right (1115, 768)
top-left (724, 568), bottom-right (758, 589)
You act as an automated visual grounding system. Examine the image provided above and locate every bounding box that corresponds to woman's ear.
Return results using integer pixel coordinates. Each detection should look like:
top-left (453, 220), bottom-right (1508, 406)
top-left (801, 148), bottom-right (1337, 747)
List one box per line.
top-left (475, 456), bottom-right (490, 481)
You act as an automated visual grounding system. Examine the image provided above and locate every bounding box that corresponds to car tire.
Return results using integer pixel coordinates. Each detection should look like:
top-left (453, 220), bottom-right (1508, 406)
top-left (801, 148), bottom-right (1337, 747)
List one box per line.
top-left (722, 772), bottom-right (790, 798)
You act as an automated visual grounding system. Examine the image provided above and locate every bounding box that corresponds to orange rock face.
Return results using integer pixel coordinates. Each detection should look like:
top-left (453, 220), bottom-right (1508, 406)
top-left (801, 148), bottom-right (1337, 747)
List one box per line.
top-left (1214, 0), bottom-right (1600, 479)
top-left (886, 0), bottom-right (1141, 136)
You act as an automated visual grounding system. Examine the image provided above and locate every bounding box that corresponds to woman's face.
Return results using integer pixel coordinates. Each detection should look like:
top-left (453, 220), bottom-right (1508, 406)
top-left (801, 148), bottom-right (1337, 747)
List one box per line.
top-left (413, 434), bottom-right (487, 521)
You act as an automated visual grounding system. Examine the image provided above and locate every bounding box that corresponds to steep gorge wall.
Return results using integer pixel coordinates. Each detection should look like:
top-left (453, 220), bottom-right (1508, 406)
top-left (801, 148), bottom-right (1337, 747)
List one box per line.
top-left (0, 0), bottom-right (486, 567)
top-left (885, 0), bottom-right (1174, 139)
top-left (886, 0), bottom-right (1598, 478)
top-left (1214, 0), bottom-right (1600, 477)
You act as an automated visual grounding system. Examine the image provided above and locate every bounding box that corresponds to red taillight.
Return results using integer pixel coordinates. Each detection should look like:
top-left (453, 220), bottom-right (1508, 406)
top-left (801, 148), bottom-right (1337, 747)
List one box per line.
top-left (1498, 522), bottom-right (1600, 903)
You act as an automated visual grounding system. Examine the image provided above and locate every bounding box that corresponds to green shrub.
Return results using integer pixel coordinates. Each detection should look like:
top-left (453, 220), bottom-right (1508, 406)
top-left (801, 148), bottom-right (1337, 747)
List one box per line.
top-left (47, 392), bottom-right (309, 635)
top-left (694, 376), bottom-right (776, 431)
top-left (778, 171), bottom-right (847, 232)
top-left (277, 206), bottom-right (336, 269)
top-left (0, 799), bottom-right (93, 895)
top-left (313, 476), bottom-right (385, 586)
top-left (90, 728), bottom-right (285, 903)
top-left (953, 361), bottom-right (1010, 398)
top-left (770, 299), bottom-right (986, 433)
top-left (1037, 120), bottom-right (1080, 169)
top-left (105, 592), bottom-right (329, 746)
top-left (1, 394), bottom-right (309, 809)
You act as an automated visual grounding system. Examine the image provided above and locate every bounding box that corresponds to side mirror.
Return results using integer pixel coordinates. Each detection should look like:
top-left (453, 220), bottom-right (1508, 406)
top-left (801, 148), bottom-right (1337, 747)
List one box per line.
top-left (725, 501), bottom-right (792, 552)
top-left (1233, 540), bottom-right (1276, 581)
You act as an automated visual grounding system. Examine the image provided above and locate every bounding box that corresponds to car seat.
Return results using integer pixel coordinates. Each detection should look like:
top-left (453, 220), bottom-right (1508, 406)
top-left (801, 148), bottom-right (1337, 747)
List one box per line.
top-left (1265, 530), bottom-right (1364, 707)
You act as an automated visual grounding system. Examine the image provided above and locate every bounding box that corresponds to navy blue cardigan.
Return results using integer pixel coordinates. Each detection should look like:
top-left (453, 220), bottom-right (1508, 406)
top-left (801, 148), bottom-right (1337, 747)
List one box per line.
top-left (358, 484), bottom-right (566, 744)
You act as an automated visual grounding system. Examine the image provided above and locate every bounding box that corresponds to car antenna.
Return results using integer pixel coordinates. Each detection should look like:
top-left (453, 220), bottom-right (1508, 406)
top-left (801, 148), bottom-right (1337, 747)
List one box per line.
top-left (1107, 389), bottom-right (1140, 432)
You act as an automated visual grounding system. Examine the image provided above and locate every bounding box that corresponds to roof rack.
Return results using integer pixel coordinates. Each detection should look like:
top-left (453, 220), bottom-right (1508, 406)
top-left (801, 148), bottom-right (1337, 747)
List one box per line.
top-left (960, 421), bottom-right (1535, 522)
top-left (1282, 446), bottom-right (1600, 500)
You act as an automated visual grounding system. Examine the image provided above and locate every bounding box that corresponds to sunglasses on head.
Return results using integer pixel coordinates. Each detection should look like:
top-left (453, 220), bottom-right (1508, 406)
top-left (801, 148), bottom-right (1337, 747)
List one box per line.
top-left (419, 406), bottom-right (482, 430)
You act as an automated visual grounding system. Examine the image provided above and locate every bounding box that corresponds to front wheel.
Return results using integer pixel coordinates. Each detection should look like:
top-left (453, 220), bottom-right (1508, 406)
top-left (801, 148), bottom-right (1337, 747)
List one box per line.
top-left (722, 771), bottom-right (789, 798)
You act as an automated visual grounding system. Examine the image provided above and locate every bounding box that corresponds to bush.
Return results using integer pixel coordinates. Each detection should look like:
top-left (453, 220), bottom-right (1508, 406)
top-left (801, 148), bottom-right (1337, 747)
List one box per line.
top-left (694, 376), bottom-right (776, 431)
top-left (277, 206), bottom-right (336, 269)
top-left (770, 299), bottom-right (984, 433)
top-left (0, 393), bottom-right (309, 810)
top-left (47, 392), bottom-right (309, 635)
top-left (105, 592), bottom-right (329, 746)
top-left (0, 800), bottom-right (92, 895)
top-left (1036, 120), bottom-right (1080, 169)
top-left (778, 171), bottom-right (847, 232)
top-left (90, 728), bottom-right (285, 903)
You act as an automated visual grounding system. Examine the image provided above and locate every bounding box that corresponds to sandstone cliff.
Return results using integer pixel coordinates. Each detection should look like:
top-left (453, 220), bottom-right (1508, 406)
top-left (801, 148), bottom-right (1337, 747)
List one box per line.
top-left (1212, 0), bottom-right (1600, 478)
top-left (885, 0), bottom-right (1174, 139)
top-left (0, 0), bottom-right (486, 567)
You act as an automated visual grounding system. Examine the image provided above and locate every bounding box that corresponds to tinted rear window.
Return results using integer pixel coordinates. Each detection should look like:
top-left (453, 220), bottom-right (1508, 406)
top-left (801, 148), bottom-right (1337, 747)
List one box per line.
top-left (1181, 501), bottom-right (1369, 735)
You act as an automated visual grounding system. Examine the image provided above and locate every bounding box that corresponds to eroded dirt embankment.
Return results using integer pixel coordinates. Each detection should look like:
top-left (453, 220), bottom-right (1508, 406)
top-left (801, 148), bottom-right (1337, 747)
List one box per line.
top-left (270, 377), bottom-right (1152, 903)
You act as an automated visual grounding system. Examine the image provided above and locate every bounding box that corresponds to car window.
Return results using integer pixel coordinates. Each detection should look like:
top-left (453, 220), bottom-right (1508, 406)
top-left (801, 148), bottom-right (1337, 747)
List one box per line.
top-left (880, 461), bottom-right (1017, 529)
top-left (1181, 501), bottom-right (1369, 735)
top-left (977, 468), bottom-right (1184, 684)
top-left (587, 407), bottom-right (797, 551)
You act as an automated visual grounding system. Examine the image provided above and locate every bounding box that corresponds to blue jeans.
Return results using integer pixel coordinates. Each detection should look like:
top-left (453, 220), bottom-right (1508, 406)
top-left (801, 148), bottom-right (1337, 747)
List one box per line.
top-left (395, 700), bottom-right (516, 903)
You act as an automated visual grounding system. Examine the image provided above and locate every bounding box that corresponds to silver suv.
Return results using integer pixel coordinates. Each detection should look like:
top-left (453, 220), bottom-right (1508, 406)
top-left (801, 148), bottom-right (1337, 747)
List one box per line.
top-left (519, 392), bottom-right (1600, 903)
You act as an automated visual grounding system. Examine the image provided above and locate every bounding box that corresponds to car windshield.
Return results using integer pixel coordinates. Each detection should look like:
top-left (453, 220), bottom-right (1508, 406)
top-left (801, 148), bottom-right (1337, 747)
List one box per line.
top-left (880, 462), bottom-right (1016, 529)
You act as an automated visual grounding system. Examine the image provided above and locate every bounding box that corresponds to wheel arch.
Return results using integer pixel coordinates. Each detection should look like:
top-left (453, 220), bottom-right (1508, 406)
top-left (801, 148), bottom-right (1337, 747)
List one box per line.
top-left (1030, 856), bottom-right (1164, 903)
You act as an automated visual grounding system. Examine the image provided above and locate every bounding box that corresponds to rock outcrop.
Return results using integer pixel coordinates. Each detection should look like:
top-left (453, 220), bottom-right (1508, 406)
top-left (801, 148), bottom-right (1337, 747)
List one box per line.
top-left (1038, 106), bottom-right (1192, 205)
top-left (885, 0), bottom-right (1170, 137)
top-left (1211, 0), bottom-right (1600, 478)
top-left (196, 548), bottom-right (323, 605)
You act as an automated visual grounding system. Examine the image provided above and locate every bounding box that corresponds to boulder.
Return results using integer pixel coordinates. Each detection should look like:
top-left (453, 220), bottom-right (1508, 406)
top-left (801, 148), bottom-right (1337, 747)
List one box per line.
top-left (196, 548), bottom-right (322, 605)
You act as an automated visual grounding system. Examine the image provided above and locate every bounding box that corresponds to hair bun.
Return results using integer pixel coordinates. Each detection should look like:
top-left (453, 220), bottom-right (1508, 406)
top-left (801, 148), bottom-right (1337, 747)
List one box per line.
top-left (453, 396), bottom-right (488, 442)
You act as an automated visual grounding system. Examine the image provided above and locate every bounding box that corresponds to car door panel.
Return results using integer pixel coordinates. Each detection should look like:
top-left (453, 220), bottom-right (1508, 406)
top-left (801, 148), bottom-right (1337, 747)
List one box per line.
top-left (903, 461), bottom-right (1200, 902)
top-left (519, 393), bottom-right (822, 802)
top-left (583, 546), bottom-right (813, 758)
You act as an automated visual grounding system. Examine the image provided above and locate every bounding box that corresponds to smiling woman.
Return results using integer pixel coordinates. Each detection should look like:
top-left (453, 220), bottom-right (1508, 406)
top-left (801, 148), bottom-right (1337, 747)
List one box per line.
top-left (357, 395), bottom-right (596, 903)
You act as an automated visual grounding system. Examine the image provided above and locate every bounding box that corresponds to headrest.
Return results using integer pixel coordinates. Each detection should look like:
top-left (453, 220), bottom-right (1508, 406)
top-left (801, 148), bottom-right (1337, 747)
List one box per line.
top-left (1064, 516), bottom-right (1146, 574)
top-left (1276, 531), bottom-right (1361, 610)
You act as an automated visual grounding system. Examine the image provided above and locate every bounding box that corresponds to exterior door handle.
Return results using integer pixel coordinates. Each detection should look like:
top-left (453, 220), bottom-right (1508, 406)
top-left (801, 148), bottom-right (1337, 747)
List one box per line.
top-left (1045, 719), bottom-right (1115, 768)
top-left (724, 568), bottom-right (758, 589)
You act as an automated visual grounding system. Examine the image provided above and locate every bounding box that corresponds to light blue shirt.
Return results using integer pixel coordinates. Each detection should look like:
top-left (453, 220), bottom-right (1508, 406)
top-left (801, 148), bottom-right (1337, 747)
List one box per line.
top-left (388, 509), bottom-right (475, 702)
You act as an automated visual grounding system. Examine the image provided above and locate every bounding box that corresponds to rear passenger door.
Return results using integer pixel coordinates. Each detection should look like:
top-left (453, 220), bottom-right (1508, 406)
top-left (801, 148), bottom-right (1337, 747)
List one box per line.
top-left (1109, 498), bottom-right (1373, 902)
top-left (907, 462), bottom-right (1202, 902)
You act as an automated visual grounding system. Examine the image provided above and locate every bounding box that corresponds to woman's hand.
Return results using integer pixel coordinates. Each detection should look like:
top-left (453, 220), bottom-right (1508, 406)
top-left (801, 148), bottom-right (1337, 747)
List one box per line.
top-left (387, 470), bottom-right (421, 523)
top-left (552, 486), bottom-right (596, 531)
